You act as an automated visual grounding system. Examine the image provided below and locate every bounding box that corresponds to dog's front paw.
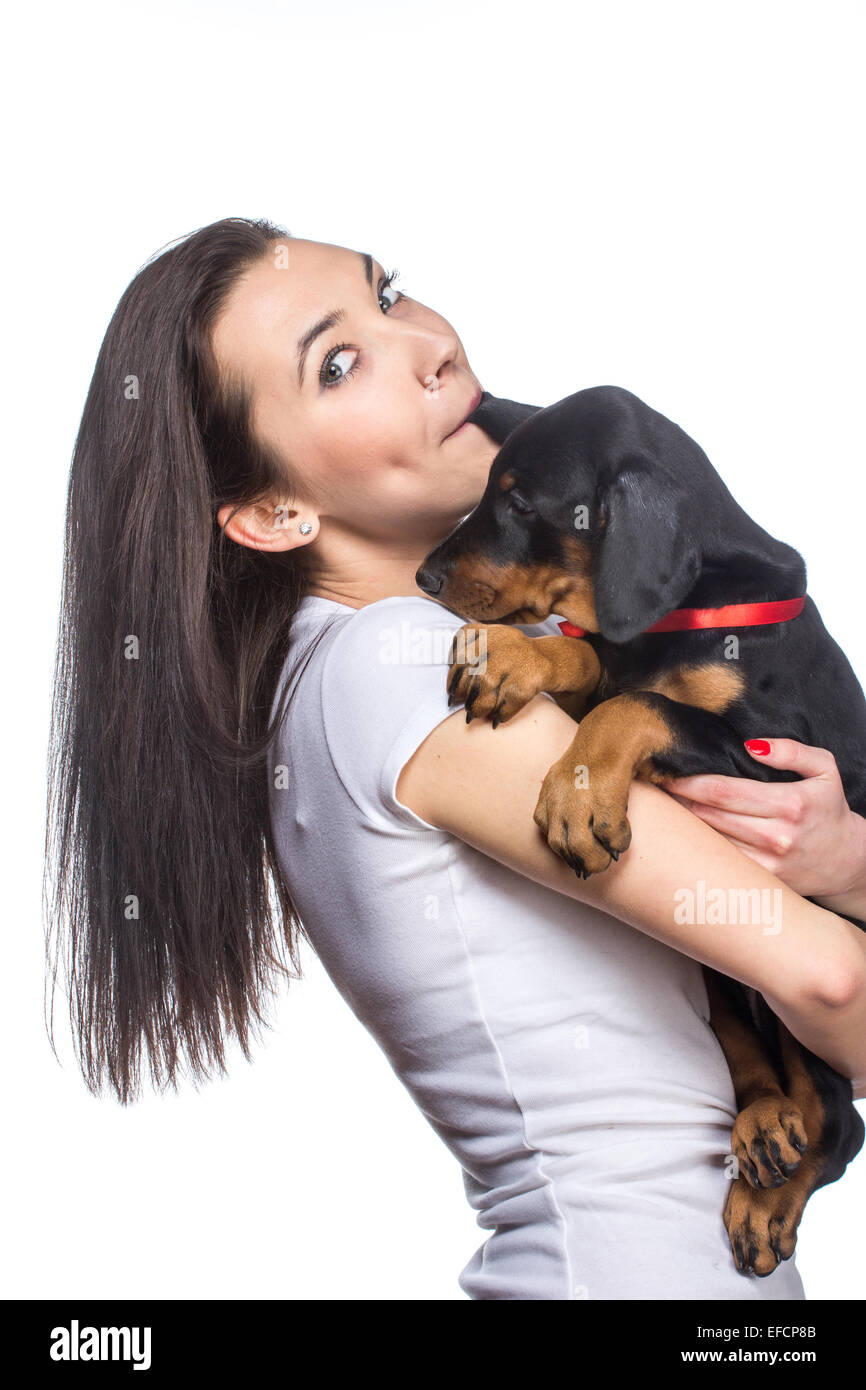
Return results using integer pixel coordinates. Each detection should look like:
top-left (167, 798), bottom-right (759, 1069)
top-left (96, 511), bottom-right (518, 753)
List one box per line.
top-left (447, 624), bottom-right (552, 727)
top-left (533, 754), bottom-right (632, 877)
top-left (731, 1098), bottom-right (808, 1189)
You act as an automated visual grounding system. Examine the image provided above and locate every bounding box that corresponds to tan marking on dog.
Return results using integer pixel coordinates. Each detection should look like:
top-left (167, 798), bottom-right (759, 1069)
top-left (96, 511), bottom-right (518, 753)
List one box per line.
top-left (445, 538), bottom-right (600, 632)
top-left (703, 967), bottom-right (807, 1195)
top-left (643, 662), bottom-right (746, 714)
top-left (498, 470), bottom-right (516, 492)
top-left (556, 535), bottom-right (598, 632)
top-left (705, 969), bottom-right (786, 1107)
top-left (533, 693), bottom-right (675, 875)
top-left (580, 692), bottom-right (675, 785)
top-left (447, 624), bottom-right (602, 726)
top-left (723, 1020), bottom-right (830, 1275)
top-left (532, 634), bottom-right (601, 695)
top-left (776, 1023), bottom-right (827, 1149)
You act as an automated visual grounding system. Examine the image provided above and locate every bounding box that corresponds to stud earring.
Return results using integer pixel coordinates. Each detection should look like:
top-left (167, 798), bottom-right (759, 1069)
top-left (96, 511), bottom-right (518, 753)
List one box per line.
top-left (299, 522), bottom-right (312, 535)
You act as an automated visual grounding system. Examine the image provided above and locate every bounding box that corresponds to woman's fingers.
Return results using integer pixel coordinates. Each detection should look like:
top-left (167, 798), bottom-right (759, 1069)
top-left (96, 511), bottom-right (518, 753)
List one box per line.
top-left (703, 834), bottom-right (780, 875)
top-left (658, 738), bottom-right (865, 899)
top-left (661, 792), bottom-right (792, 855)
top-left (659, 738), bottom-right (840, 818)
top-left (660, 772), bottom-right (781, 817)
top-left (741, 737), bottom-right (840, 778)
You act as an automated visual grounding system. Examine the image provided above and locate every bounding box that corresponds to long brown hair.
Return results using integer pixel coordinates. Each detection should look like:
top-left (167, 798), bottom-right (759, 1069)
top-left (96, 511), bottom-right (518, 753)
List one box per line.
top-left (44, 217), bottom-right (335, 1104)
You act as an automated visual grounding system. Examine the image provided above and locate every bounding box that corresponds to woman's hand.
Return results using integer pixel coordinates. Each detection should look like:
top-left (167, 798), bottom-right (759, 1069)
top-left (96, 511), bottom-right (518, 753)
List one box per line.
top-left (658, 738), bottom-right (866, 917)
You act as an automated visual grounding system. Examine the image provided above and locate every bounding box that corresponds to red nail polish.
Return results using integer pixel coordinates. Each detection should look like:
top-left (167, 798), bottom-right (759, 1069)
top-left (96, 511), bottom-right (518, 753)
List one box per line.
top-left (745, 739), bottom-right (771, 755)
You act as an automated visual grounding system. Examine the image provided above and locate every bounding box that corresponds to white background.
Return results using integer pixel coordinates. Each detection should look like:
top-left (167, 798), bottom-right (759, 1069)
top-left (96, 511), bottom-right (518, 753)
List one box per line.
top-left (4, 0), bottom-right (865, 1300)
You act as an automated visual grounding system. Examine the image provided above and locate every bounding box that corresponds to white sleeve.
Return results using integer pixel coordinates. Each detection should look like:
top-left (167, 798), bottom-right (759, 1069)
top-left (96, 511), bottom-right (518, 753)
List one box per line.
top-left (318, 596), bottom-right (470, 831)
top-left (319, 596), bottom-right (558, 832)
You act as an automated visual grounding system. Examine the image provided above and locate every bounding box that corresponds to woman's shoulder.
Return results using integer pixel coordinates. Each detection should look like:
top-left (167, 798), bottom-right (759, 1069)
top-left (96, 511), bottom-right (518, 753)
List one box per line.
top-left (316, 596), bottom-right (470, 802)
top-left (322, 593), bottom-right (469, 670)
top-left (287, 595), bottom-right (560, 830)
top-left (275, 596), bottom-right (453, 829)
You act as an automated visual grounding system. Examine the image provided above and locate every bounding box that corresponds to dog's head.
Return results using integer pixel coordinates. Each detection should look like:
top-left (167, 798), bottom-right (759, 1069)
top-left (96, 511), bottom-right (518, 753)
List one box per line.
top-left (417, 385), bottom-right (756, 643)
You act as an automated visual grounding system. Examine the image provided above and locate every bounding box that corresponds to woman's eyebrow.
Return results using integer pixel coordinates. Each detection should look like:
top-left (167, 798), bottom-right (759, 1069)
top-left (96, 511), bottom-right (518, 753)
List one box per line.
top-left (296, 251), bottom-right (374, 387)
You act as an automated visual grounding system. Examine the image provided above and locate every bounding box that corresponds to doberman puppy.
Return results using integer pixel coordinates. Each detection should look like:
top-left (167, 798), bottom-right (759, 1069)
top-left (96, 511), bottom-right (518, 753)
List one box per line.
top-left (416, 385), bottom-right (866, 1278)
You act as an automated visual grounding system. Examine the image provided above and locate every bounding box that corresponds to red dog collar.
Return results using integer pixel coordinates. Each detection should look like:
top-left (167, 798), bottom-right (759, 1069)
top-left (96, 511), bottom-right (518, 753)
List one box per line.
top-left (557, 594), bottom-right (807, 639)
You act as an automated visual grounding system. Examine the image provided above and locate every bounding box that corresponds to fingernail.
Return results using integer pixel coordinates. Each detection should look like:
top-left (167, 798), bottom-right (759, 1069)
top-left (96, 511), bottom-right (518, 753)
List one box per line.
top-left (745, 739), bottom-right (771, 755)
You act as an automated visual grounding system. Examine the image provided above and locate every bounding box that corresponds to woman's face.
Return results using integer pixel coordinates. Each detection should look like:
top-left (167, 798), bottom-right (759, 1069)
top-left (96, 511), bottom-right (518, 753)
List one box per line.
top-left (212, 237), bottom-right (500, 576)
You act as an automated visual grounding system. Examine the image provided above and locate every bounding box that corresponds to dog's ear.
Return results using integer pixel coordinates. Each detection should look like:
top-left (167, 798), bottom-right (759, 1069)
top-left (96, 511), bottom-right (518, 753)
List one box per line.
top-left (593, 454), bottom-right (701, 644)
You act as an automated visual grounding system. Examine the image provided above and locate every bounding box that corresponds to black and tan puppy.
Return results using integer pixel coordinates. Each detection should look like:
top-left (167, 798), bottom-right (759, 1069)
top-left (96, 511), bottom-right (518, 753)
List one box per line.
top-left (416, 385), bottom-right (866, 1278)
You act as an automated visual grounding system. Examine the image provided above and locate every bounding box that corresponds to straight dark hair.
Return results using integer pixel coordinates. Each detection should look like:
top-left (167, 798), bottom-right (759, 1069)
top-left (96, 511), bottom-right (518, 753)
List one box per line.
top-left (44, 217), bottom-right (337, 1104)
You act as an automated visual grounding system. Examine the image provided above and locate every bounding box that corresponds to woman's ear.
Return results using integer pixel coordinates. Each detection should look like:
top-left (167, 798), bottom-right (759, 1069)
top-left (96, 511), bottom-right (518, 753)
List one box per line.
top-left (593, 455), bottom-right (701, 644)
top-left (216, 498), bottom-right (318, 552)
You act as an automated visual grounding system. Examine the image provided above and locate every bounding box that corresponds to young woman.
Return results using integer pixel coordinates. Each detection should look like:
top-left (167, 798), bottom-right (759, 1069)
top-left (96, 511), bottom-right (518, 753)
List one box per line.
top-left (46, 216), bottom-right (866, 1301)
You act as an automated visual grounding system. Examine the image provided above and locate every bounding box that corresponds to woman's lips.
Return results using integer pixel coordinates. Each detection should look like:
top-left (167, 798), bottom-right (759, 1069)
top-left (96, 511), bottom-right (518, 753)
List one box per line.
top-left (444, 387), bottom-right (483, 440)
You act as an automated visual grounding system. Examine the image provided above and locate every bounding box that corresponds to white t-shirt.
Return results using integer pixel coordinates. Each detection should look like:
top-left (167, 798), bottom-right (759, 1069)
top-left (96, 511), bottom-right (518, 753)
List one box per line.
top-left (268, 592), bottom-right (806, 1301)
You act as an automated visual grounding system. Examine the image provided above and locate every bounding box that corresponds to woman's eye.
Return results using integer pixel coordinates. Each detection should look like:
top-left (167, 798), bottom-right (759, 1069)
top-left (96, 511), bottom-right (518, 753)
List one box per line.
top-left (320, 345), bottom-right (359, 390)
top-left (379, 267), bottom-right (405, 313)
top-left (379, 279), bottom-right (403, 312)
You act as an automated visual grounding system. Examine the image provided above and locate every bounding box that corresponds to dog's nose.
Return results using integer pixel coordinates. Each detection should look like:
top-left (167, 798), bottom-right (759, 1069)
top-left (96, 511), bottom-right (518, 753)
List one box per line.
top-left (415, 565), bottom-right (443, 595)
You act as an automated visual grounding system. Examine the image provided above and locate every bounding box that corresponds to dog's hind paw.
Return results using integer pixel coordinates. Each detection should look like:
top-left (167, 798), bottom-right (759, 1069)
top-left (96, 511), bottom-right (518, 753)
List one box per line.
top-left (731, 1097), bottom-right (808, 1188)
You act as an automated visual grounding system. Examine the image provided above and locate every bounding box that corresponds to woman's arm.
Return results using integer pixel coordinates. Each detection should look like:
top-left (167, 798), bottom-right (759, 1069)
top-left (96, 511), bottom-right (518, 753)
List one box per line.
top-left (397, 696), bottom-right (866, 1098)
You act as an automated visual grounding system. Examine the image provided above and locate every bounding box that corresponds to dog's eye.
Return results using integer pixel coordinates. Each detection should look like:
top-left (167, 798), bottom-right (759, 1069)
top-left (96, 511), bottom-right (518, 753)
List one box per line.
top-left (505, 490), bottom-right (535, 517)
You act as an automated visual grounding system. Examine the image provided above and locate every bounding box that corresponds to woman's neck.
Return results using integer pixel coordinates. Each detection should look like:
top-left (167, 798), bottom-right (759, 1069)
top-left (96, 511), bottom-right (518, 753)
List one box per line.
top-left (302, 561), bottom-right (431, 611)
